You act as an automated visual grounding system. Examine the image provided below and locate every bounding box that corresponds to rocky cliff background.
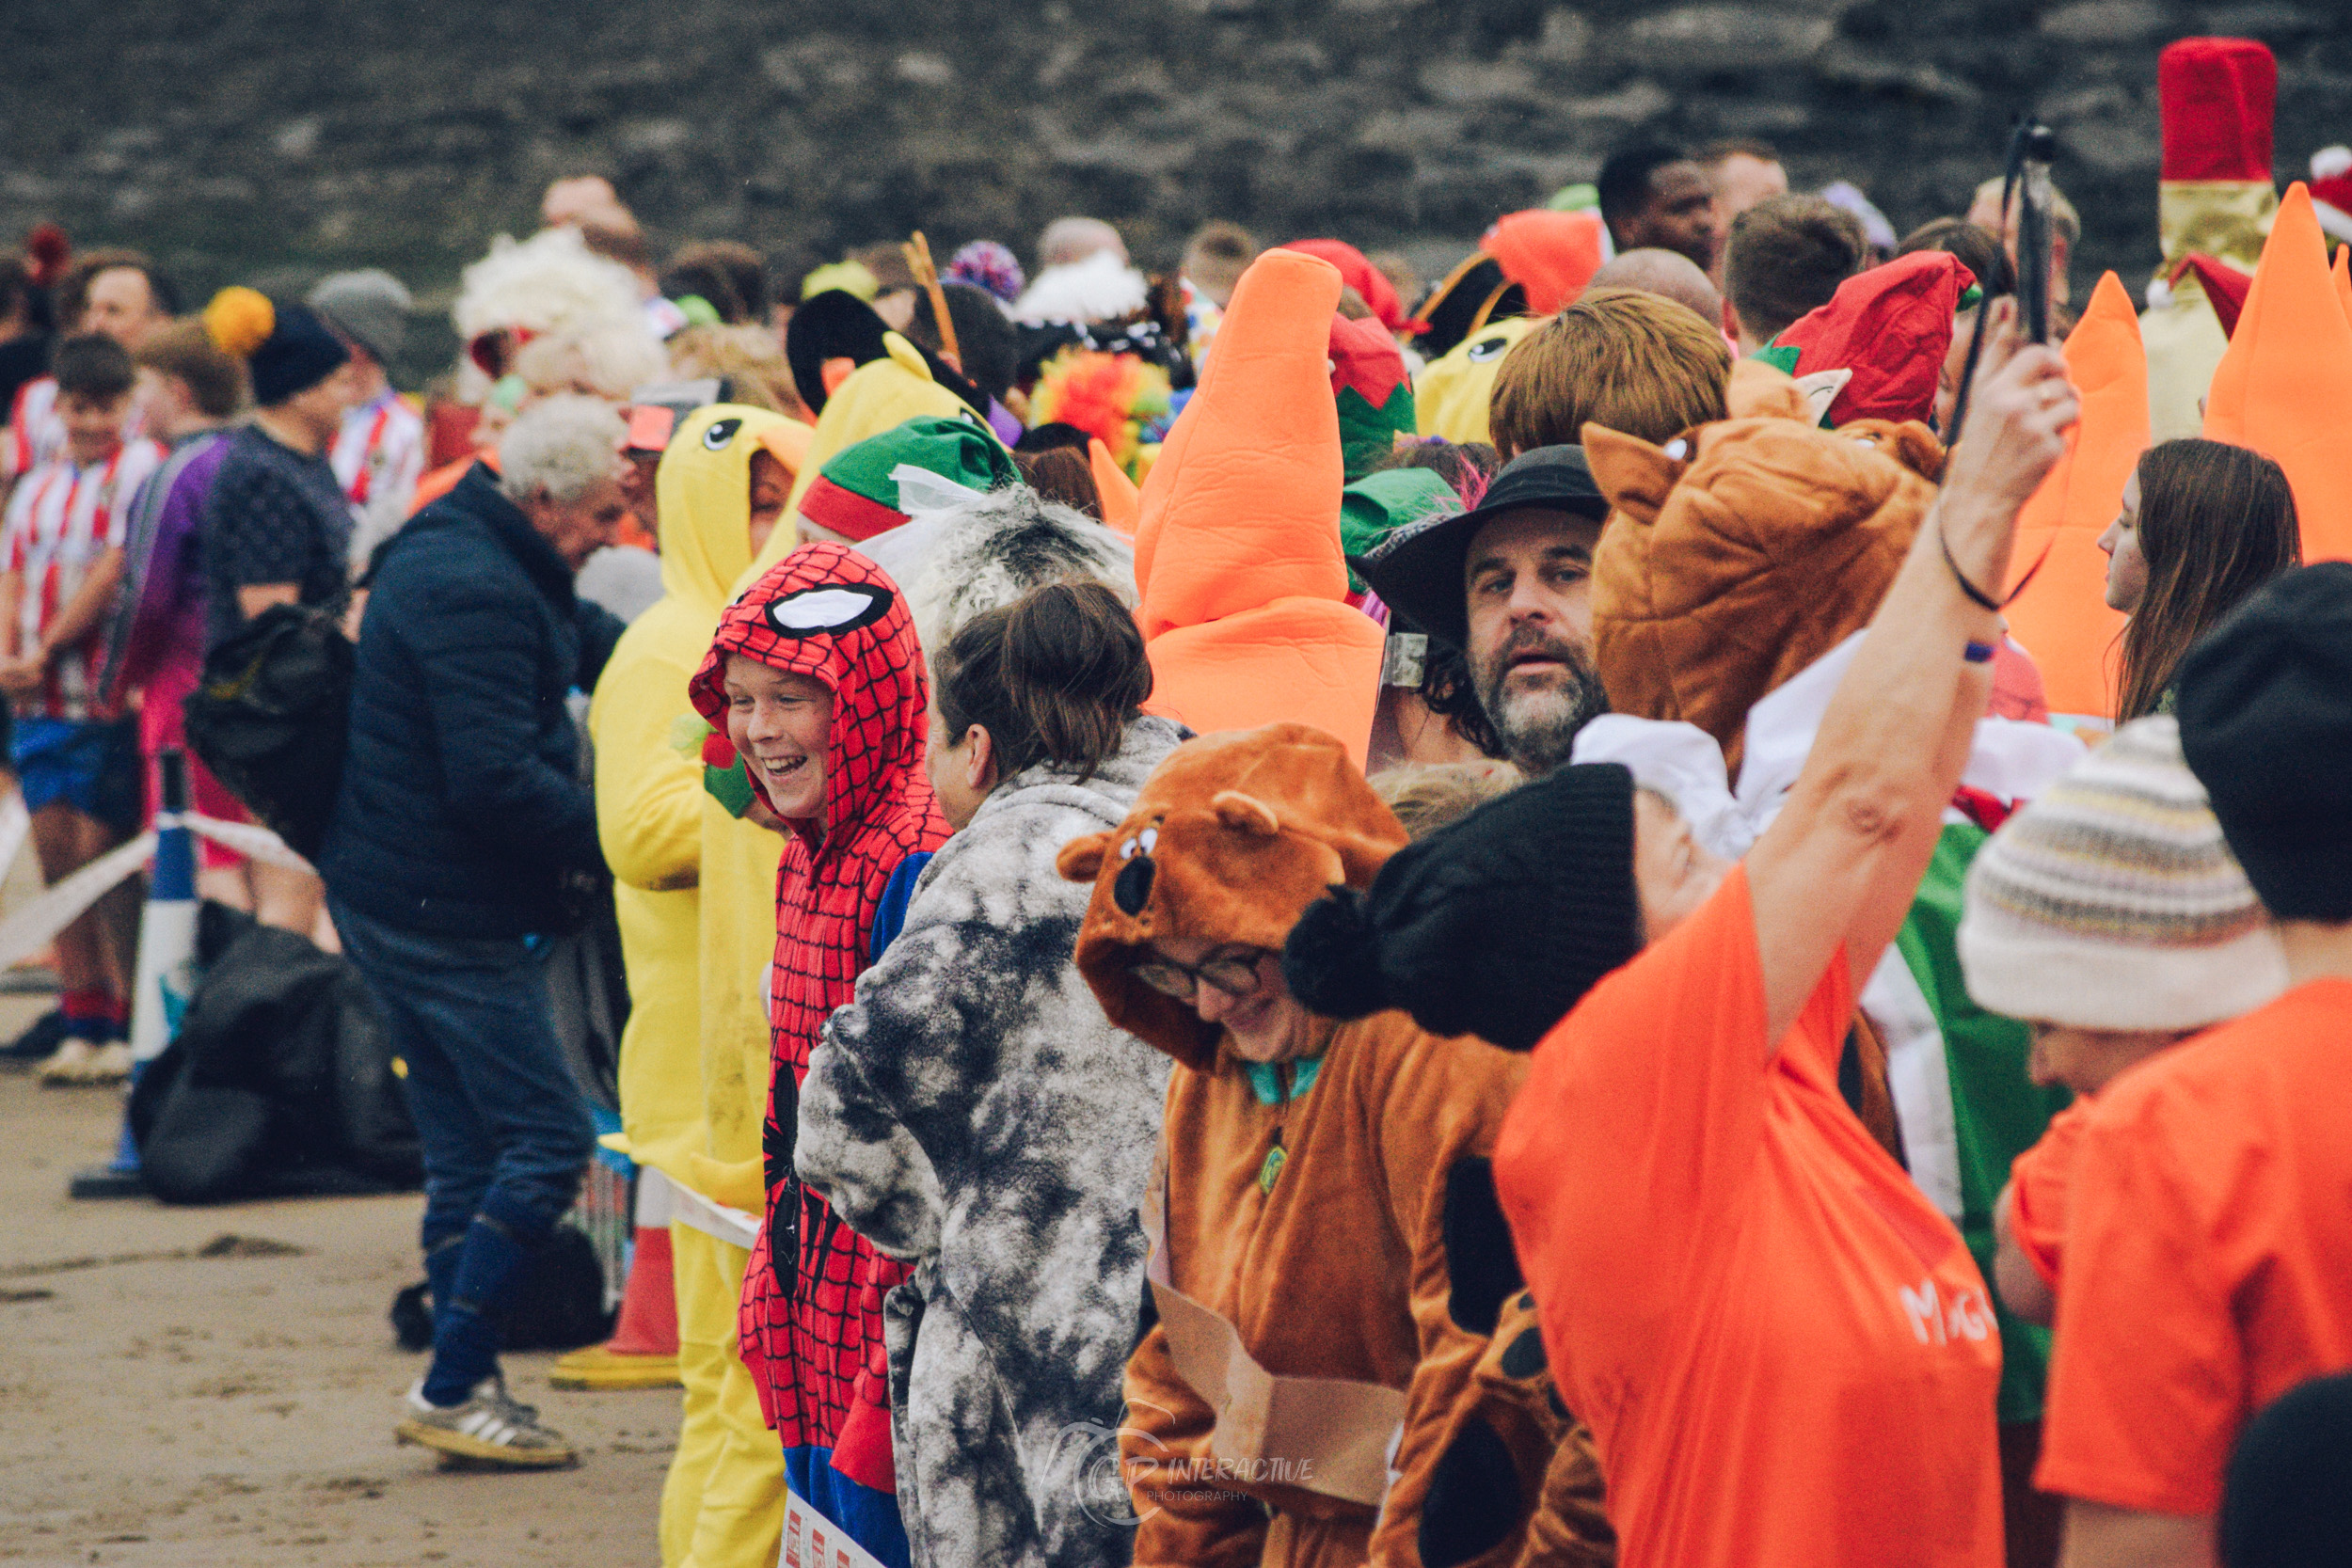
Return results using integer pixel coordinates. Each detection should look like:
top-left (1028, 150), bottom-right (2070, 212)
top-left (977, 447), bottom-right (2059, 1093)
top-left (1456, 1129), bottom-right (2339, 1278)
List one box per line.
top-left (5, 0), bottom-right (2346, 374)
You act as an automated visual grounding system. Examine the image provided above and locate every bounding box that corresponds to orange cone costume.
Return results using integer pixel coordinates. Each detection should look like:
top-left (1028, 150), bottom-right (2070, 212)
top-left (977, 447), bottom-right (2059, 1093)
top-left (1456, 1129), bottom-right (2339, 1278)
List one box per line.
top-left (2003, 272), bottom-right (2147, 725)
top-left (1132, 249), bottom-right (1387, 767)
top-left (2202, 184), bottom-right (2352, 562)
top-left (2143, 38), bottom-right (2277, 442)
top-left (1088, 436), bottom-right (1141, 535)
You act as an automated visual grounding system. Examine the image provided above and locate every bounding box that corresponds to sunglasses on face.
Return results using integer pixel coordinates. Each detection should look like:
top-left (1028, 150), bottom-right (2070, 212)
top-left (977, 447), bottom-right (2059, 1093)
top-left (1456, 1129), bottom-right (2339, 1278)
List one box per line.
top-left (1130, 948), bottom-right (1270, 1003)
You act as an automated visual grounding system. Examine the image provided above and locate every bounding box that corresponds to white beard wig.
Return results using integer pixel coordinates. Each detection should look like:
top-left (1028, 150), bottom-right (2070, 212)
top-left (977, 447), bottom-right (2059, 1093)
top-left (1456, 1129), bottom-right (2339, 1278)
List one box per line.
top-left (452, 227), bottom-right (651, 400)
top-left (1011, 250), bottom-right (1151, 326)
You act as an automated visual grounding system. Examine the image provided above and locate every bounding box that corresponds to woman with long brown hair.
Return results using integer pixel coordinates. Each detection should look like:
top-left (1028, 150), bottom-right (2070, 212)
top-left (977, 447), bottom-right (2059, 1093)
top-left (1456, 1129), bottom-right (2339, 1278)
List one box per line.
top-left (791, 579), bottom-right (1186, 1568)
top-left (2102, 438), bottom-right (2299, 721)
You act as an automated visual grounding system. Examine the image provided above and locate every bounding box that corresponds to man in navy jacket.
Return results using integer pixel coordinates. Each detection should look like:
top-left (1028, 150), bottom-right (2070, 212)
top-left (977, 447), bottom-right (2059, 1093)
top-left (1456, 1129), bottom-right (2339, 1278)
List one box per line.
top-left (319, 395), bottom-right (629, 1468)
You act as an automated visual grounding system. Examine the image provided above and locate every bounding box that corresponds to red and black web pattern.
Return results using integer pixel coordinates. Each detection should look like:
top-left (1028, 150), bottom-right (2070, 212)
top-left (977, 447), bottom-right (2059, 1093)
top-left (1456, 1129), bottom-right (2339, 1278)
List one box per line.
top-left (700, 542), bottom-right (950, 1448)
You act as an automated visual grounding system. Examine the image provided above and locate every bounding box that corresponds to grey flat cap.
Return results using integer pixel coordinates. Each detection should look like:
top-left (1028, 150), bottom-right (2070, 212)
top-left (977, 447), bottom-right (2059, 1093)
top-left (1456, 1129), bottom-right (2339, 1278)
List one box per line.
top-left (308, 268), bottom-right (412, 364)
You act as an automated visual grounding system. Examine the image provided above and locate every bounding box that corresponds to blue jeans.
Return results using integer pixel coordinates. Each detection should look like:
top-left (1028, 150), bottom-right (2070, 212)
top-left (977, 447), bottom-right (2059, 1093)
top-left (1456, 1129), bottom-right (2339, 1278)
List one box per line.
top-left (328, 895), bottom-right (594, 1252)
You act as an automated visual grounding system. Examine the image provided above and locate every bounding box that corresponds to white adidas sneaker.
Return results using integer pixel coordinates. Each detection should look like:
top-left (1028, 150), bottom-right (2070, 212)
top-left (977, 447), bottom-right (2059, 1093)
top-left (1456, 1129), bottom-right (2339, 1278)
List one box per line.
top-left (396, 1377), bottom-right (577, 1468)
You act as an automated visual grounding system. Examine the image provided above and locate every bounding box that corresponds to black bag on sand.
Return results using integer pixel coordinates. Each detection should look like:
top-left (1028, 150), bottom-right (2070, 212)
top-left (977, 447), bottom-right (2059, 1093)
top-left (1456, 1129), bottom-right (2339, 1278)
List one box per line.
top-left (129, 905), bottom-right (421, 1203)
top-left (182, 603), bottom-right (352, 861)
top-left (389, 1227), bottom-right (615, 1353)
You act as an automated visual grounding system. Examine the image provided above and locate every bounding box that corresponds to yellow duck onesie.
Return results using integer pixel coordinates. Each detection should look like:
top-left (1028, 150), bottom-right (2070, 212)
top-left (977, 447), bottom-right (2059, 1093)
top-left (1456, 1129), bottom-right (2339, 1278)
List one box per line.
top-left (787, 333), bottom-right (975, 545)
top-left (676, 403), bottom-right (862, 1568)
top-left (592, 403), bottom-right (808, 1568)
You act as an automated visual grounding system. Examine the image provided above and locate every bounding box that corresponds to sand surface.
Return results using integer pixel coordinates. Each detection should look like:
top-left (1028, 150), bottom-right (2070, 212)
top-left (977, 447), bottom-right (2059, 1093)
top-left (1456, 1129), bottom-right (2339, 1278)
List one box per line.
top-left (0, 994), bottom-right (676, 1567)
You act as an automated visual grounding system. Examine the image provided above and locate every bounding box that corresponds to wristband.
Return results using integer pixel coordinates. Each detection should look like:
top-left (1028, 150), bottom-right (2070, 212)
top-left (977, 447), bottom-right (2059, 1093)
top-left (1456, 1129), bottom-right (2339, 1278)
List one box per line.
top-left (1938, 515), bottom-right (2055, 611)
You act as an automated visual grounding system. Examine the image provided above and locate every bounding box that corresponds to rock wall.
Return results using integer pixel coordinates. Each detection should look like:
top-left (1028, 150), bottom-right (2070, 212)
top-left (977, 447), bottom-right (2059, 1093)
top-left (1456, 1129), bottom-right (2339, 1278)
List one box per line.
top-left (4, 0), bottom-right (2346, 369)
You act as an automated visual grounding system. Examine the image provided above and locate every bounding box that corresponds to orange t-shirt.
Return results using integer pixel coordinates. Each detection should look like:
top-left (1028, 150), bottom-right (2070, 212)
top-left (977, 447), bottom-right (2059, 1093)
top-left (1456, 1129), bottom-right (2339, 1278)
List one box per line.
top-left (407, 450), bottom-right (484, 516)
top-left (2007, 1099), bottom-right (2093, 1290)
top-left (2037, 980), bottom-right (2352, 1516)
top-left (1494, 866), bottom-right (2003, 1568)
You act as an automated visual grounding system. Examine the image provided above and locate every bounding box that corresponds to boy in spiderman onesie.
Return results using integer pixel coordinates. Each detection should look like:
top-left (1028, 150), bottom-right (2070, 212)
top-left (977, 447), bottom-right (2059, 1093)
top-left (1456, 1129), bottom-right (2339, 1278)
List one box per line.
top-left (688, 541), bottom-right (948, 1568)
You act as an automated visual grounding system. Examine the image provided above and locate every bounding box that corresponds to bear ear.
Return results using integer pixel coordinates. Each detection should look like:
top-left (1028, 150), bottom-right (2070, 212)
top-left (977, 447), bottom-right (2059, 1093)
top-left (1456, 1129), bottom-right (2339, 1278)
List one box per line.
top-left (1057, 833), bottom-right (1111, 882)
top-left (1886, 420), bottom-right (1947, 483)
top-left (1328, 828), bottom-right (1401, 888)
top-left (1581, 424), bottom-right (1685, 528)
top-left (1211, 791), bottom-right (1280, 838)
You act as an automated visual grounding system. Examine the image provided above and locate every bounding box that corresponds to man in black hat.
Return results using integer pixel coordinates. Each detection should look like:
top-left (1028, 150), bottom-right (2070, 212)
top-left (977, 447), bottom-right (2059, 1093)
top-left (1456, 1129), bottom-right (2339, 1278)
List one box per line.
top-left (1357, 445), bottom-right (1611, 776)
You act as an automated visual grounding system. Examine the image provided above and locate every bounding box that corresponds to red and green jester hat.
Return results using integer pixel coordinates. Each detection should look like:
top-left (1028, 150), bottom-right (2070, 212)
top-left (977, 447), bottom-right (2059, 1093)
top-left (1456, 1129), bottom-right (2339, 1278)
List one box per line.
top-left (687, 541), bottom-right (950, 1487)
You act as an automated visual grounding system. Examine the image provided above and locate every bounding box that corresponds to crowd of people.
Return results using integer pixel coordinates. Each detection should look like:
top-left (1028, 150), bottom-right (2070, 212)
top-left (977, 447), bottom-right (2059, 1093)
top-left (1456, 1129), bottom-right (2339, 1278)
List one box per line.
top-left (8, 27), bottom-right (2352, 1568)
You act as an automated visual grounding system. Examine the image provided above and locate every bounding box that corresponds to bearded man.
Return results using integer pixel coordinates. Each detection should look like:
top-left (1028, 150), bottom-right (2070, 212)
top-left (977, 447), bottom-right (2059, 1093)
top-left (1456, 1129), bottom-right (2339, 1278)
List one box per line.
top-left (1358, 446), bottom-right (1612, 775)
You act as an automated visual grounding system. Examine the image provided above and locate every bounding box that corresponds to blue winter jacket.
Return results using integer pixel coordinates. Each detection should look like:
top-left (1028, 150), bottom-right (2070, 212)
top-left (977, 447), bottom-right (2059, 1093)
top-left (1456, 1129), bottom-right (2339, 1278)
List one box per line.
top-left (318, 465), bottom-right (624, 938)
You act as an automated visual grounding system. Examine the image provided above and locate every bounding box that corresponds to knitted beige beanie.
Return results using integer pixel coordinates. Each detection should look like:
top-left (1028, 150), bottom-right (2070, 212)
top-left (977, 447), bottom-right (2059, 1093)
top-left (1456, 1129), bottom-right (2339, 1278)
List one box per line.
top-left (1959, 714), bottom-right (2288, 1030)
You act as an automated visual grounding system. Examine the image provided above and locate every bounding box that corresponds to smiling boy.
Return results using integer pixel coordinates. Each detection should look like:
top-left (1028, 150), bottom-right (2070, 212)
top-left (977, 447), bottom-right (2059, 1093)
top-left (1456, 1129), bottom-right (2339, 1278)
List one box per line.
top-left (0, 333), bottom-right (164, 1081)
top-left (689, 543), bottom-right (949, 1568)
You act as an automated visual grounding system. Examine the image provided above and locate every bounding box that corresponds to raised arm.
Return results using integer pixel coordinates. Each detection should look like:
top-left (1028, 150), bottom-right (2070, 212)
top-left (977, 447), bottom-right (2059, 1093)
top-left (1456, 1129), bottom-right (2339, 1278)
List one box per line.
top-left (1747, 303), bottom-right (2076, 1045)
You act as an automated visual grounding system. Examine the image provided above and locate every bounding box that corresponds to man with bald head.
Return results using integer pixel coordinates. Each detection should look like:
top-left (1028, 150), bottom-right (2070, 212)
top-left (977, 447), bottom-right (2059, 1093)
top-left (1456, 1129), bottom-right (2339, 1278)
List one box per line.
top-left (541, 175), bottom-right (619, 231)
top-left (1037, 216), bottom-right (1128, 269)
top-left (1584, 249), bottom-right (1723, 336)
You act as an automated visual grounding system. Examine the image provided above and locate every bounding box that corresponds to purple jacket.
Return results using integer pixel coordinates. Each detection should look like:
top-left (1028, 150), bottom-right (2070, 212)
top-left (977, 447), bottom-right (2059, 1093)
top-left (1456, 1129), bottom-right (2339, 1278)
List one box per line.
top-left (103, 429), bottom-right (230, 703)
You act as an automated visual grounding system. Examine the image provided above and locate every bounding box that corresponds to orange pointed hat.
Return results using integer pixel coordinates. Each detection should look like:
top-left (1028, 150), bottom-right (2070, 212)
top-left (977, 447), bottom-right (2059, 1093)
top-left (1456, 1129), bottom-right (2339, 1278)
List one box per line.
top-left (1088, 436), bottom-right (1141, 536)
top-left (1133, 248), bottom-right (1386, 767)
top-left (2003, 272), bottom-right (2147, 722)
top-left (2202, 183), bottom-right (2352, 561)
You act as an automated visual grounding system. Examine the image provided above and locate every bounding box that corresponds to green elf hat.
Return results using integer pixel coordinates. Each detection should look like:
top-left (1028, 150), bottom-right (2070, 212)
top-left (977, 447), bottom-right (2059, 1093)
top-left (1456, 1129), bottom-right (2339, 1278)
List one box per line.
top-left (794, 413), bottom-right (1018, 542)
top-left (1331, 313), bottom-right (1417, 481)
top-left (1338, 466), bottom-right (1459, 594)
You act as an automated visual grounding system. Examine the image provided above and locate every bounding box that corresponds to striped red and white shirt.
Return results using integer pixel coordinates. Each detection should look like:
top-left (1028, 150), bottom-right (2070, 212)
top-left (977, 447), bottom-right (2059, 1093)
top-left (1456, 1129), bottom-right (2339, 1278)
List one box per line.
top-left (2, 439), bottom-right (165, 719)
top-left (8, 377), bottom-right (151, 483)
top-left (330, 387), bottom-right (425, 565)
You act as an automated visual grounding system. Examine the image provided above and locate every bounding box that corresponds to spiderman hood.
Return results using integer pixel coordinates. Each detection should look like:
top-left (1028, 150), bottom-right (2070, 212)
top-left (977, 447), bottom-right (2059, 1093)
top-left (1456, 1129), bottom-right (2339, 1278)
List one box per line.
top-left (689, 542), bottom-right (932, 844)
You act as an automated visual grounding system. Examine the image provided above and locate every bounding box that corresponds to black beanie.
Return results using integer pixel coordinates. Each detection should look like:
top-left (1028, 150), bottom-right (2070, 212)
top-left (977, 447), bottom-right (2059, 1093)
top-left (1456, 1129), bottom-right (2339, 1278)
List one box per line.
top-left (249, 302), bottom-right (349, 407)
top-left (1282, 763), bottom-right (1641, 1052)
top-left (2219, 1371), bottom-right (2352, 1568)
top-left (2176, 562), bottom-right (2352, 921)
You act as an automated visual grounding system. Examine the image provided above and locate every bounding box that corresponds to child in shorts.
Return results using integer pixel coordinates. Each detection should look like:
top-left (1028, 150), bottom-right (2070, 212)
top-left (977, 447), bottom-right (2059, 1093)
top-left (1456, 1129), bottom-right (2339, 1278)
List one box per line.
top-left (0, 334), bottom-right (164, 1082)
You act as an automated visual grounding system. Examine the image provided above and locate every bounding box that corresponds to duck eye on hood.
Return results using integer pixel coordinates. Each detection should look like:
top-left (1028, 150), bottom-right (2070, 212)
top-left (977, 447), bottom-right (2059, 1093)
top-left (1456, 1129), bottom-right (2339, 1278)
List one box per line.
top-left (765, 581), bottom-right (897, 638)
top-left (702, 417), bottom-right (744, 451)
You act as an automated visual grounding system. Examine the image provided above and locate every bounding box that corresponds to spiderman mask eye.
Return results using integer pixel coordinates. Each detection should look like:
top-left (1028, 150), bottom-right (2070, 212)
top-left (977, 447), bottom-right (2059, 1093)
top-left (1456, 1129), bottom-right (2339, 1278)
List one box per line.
top-left (765, 582), bottom-right (896, 637)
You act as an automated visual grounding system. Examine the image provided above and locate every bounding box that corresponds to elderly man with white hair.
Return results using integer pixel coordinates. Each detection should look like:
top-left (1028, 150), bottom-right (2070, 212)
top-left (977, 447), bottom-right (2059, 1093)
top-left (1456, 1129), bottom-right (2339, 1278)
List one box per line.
top-left (317, 395), bottom-right (632, 1471)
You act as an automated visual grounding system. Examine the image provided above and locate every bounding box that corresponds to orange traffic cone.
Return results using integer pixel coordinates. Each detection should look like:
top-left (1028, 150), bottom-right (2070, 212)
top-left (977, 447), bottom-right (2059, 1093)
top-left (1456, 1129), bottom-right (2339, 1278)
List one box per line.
top-left (2003, 272), bottom-right (2147, 725)
top-left (549, 1223), bottom-right (681, 1390)
top-left (2203, 183), bottom-right (2352, 562)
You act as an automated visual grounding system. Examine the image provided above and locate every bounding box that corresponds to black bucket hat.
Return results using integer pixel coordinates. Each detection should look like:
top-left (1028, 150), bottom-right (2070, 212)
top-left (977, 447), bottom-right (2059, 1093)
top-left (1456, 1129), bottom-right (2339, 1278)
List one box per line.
top-left (1351, 443), bottom-right (1610, 652)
